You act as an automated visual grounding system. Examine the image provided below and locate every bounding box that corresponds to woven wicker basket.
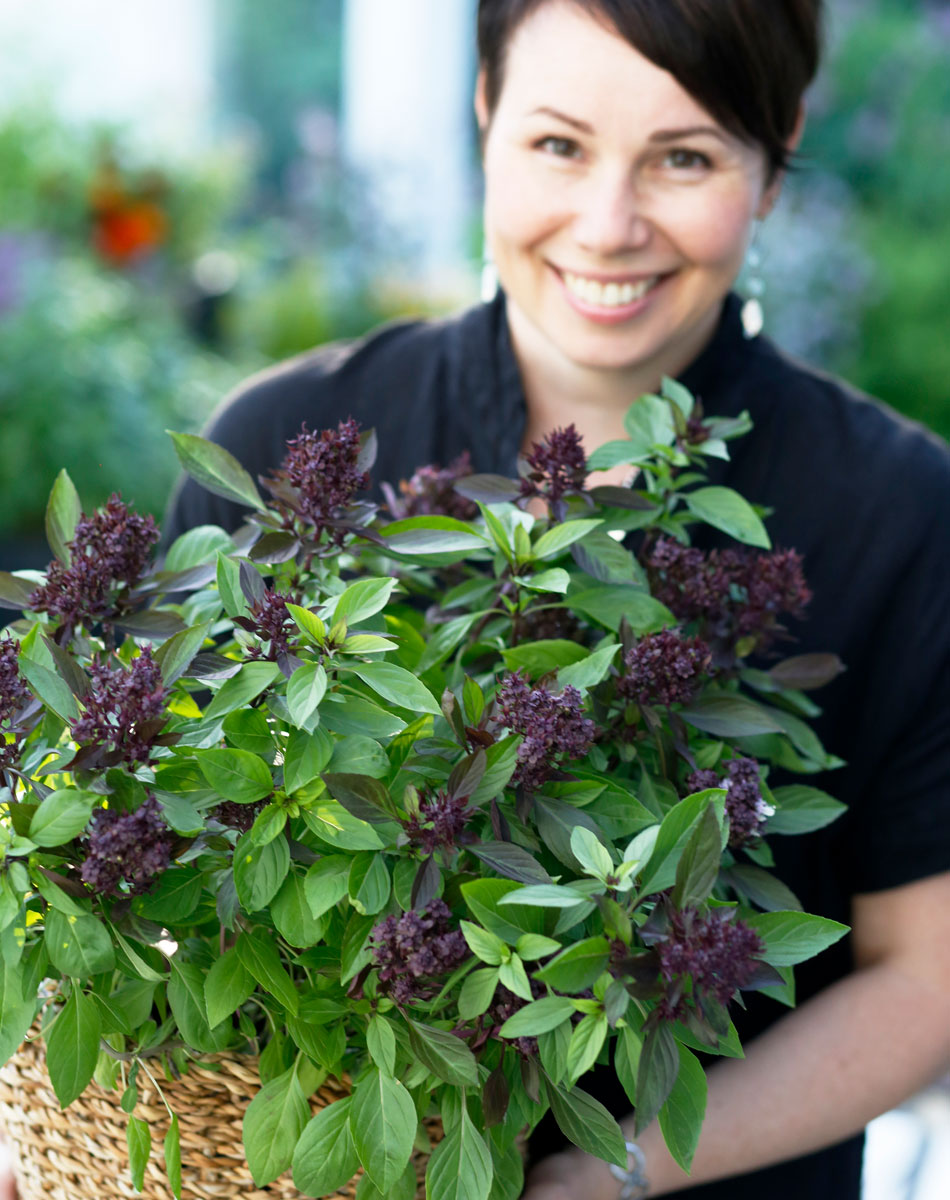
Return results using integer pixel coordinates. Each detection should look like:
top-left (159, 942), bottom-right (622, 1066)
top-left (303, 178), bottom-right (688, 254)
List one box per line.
top-left (0, 1033), bottom-right (434, 1200)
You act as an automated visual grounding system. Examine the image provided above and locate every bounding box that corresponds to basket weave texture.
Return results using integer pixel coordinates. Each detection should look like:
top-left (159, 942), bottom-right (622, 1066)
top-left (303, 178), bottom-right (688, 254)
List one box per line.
top-left (0, 1034), bottom-right (431, 1200)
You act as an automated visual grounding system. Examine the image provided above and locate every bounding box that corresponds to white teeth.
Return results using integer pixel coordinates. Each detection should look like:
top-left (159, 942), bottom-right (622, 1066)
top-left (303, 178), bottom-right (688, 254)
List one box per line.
top-left (563, 272), bottom-right (657, 308)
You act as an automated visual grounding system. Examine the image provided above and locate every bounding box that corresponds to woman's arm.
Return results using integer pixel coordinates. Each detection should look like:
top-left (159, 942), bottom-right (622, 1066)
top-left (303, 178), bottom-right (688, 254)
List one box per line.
top-left (523, 871), bottom-right (950, 1198)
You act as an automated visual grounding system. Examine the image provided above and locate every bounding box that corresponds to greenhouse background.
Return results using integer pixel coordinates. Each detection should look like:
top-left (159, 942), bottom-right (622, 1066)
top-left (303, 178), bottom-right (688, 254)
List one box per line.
top-left (0, 1), bottom-right (949, 1196)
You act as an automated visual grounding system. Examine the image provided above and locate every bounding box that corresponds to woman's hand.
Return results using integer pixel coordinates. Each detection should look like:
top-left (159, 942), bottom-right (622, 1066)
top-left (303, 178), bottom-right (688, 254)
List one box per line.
top-left (522, 1149), bottom-right (615, 1200)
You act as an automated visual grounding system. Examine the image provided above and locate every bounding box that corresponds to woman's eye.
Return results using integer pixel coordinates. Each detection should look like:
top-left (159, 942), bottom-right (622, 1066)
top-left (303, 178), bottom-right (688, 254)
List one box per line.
top-left (663, 148), bottom-right (712, 170)
top-left (536, 136), bottom-right (581, 159)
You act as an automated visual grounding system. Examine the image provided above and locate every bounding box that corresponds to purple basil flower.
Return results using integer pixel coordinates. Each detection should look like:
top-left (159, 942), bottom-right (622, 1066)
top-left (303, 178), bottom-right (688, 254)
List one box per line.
top-left (656, 906), bottom-right (765, 1021)
top-left (723, 757), bottom-right (774, 847)
top-left (30, 495), bottom-right (159, 626)
top-left (0, 634), bottom-right (29, 769)
top-left (71, 647), bottom-right (166, 765)
top-left (519, 425), bottom-right (587, 506)
top-left (370, 898), bottom-right (469, 1004)
top-left (617, 630), bottom-right (711, 708)
top-left (683, 768), bottom-right (721, 794)
top-left (270, 419), bottom-right (370, 542)
top-left (238, 587), bottom-right (301, 661)
top-left (644, 537), bottom-right (811, 654)
top-left (383, 453), bottom-right (478, 521)
top-left (80, 794), bottom-right (172, 895)
top-left (493, 672), bottom-right (595, 791)
top-left (403, 790), bottom-right (474, 855)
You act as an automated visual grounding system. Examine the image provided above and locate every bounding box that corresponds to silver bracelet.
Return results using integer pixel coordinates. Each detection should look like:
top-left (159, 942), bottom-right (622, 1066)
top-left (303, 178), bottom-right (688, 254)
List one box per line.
top-left (608, 1140), bottom-right (650, 1200)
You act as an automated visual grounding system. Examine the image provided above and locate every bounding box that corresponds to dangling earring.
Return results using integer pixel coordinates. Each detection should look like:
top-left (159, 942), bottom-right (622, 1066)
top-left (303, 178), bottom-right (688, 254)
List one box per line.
top-left (480, 239), bottom-right (498, 303)
top-left (741, 220), bottom-right (765, 339)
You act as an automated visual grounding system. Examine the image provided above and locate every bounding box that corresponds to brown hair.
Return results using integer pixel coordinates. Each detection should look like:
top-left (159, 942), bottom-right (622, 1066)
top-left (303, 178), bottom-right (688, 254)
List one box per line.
top-left (477, 0), bottom-right (823, 175)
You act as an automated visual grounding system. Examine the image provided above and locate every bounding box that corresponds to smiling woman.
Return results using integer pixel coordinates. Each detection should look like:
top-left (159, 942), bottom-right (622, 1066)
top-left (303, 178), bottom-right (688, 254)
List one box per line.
top-left (163, 5), bottom-right (950, 1200)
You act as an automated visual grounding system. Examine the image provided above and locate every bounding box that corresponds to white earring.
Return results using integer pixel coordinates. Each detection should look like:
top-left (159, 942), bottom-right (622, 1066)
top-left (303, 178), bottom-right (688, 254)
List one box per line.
top-left (480, 240), bottom-right (498, 303)
top-left (741, 219), bottom-right (766, 339)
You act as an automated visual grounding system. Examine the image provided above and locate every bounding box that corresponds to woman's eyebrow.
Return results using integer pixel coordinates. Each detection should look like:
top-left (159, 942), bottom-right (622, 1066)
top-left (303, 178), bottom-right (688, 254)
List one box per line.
top-left (649, 126), bottom-right (728, 143)
top-left (527, 106), bottom-right (595, 134)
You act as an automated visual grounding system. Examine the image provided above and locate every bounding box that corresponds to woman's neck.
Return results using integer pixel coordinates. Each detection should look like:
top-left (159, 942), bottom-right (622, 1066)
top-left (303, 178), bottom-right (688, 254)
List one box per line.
top-left (506, 299), bottom-right (719, 456)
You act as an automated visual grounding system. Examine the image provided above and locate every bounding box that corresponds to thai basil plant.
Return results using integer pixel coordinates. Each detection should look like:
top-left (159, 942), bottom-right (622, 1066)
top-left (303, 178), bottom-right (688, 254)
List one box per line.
top-left (0, 378), bottom-right (849, 1200)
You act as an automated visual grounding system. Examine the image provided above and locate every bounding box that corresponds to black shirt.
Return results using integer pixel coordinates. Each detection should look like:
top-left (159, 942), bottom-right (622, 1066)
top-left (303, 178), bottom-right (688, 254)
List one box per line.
top-left (166, 293), bottom-right (950, 1199)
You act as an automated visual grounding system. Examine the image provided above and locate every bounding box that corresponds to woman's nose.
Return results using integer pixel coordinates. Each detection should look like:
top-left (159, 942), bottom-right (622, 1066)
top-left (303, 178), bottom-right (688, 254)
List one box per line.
top-left (572, 169), bottom-right (652, 257)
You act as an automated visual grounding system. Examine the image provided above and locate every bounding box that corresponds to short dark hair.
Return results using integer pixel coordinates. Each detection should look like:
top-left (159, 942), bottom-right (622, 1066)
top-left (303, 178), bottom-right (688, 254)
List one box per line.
top-left (477, 0), bottom-right (823, 175)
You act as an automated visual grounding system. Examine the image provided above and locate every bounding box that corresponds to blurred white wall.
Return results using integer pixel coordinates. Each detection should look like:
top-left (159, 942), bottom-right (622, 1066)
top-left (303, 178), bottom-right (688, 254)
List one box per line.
top-left (341, 0), bottom-right (478, 288)
top-left (0, 0), bottom-right (215, 154)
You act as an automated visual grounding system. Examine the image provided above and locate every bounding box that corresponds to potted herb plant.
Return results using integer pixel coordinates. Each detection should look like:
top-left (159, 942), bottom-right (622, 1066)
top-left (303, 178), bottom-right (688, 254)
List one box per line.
top-left (0, 380), bottom-right (848, 1200)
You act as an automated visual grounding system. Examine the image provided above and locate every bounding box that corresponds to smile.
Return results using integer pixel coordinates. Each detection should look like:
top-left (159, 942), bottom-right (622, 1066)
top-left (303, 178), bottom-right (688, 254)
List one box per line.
top-left (562, 271), bottom-right (661, 309)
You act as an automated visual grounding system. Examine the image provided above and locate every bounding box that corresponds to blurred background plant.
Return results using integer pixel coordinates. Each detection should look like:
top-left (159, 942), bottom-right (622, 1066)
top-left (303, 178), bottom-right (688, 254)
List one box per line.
top-left (0, 0), bottom-right (948, 558)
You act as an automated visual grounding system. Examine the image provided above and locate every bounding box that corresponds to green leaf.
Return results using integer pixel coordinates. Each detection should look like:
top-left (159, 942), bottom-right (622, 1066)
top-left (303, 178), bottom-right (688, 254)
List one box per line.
top-left (624, 392), bottom-right (677, 449)
top-left (164, 525), bottom-right (233, 573)
top-left (458, 967), bottom-right (500, 1020)
top-left (304, 856), bottom-right (351, 919)
top-left (671, 804), bottom-right (721, 909)
top-left (501, 639), bottom-right (587, 676)
top-left (204, 948), bottom-right (254, 1028)
top-left (236, 929), bottom-right (299, 1014)
top-left (568, 586), bottom-right (673, 634)
top-left (461, 921), bottom-right (506, 966)
top-left (126, 1115), bottom-right (152, 1192)
top-left (538, 1021), bottom-right (572, 1087)
top-left (683, 486), bottom-right (771, 549)
top-left (416, 612), bottom-right (485, 672)
top-left (233, 829), bottom-right (290, 911)
top-left (534, 937), bottom-right (610, 992)
top-left (28, 789), bottom-right (96, 848)
top-left (204, 661), bottom-right (282, 720)
top-left (329, 577), bottom-right (399, 626)
top-left (367, 1014), bottom-right (397, 1076)
top-left (679, 694), bottom-right (783, 738)
top-left (638, 791), bottom-right (724, 895)
top-left (499, 884), bottom-right (588, 908)
top-left (658, 1045), bottom-right (707, 1173)
top-left (135, 869), bottom-right (204, 924)
top-left (461, 878), bottom-right (546, 942)
top-left (47, 910), bottom-right (115, 976)
top-left (745, 911), bottom-right (849, 967)
top-left (425, 1106), bottom-right (493, 1200)
top-left (272, 871), bottom-right (328, 947)
top-left (726, 865), bottom-right (802, 912)
top-left (514, 933), bottom-right (562, 960)
top-left (164, 1114), bottom-right (182, 1200)
top-left (556, 643), bottom-right (620, 691)
top-left (407, 1019), bottom-right (480, 1086)
top-left (198, 747), bottom-right (274, 804)
top-left (286, 603), bottom-right (326, 644)
top-left (570, 531), bottom-right (640, 585)
top-left (327, 734), bottom-right (390, 779)
top-left (0, 960), bottom-right (36, 1065)
top-left (349, 661), bottom-right (442, 715)
top-left (518, 568), bottom-right (571, 594)
top-left (45, 469), bottom-right (81, 565)
top-left (46, 987), bottom-right (100, 1108)
top-left (767, 786), bottom-right (848, 835)
top-left (634, 1022), bottom-right (680, 1134)
top-left (499, 995), bottom-right (575, 1039)
top-left (243, 1064), bottom-right (310, 1186)
top-left (287, 663), bottom-right (328, 731)
top-left (284, 726), bottom-right (334, 794)
top-left (533, 520), bottom-right (604, 561)
top-left (566, 1013), bottom-right (608, 1080)
top-left (350, 1069), bottom-right (417, 1192)
top-left (498, 953), bottom-right (533, 1001)
top-left (168, 960), bottom-right (218, 1051)
top-left (543, 1078), bottom-right (627, 1169)
top-left (381, 515), bottom-right (488, 555)
top-left (348, 853), bottom-right (392, 915)
top-left (570, 827), bottom-right (614, 879)
top-left (168, 430), bottom-right (267, 512)
top-left (292, 1097), bottom-right (360, 1197)
top-left (321, 694), bottom-right (407, 738)
top-left (223, 708), bottom-right (274, 758)
top-left (614, 1024), bottom-right (642, 1108)
top-left (18, 656), bottom-right (79, 722)
top-left (154, 620), bottom-right (213, 686)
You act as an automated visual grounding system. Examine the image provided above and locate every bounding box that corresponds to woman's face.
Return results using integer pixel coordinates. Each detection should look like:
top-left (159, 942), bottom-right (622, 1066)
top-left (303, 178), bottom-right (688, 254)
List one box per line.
top-left (477, 0), bottom-right (778, 380)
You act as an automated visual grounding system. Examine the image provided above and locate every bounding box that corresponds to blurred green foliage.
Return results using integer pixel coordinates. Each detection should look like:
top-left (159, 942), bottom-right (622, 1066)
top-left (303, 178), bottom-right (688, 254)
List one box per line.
top-left (801, 2), bottom-right (950, 437)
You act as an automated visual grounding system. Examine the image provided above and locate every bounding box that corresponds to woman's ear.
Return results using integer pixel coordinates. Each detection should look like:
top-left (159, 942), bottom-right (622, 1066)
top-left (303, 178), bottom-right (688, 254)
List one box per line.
top-left (758, 102), bottom-right (807, 218)
top-left (474, 67), bottom-right (490, 136)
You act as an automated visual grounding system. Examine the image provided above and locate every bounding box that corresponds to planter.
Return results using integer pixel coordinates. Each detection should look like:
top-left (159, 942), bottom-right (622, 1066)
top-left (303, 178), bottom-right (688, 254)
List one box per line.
top-left (0, 1035), bottom-right (435, 1200)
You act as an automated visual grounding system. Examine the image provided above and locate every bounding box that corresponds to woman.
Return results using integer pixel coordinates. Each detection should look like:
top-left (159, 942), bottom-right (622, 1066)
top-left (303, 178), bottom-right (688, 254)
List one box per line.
top-left (166, 3), bottom-right (950, 1198)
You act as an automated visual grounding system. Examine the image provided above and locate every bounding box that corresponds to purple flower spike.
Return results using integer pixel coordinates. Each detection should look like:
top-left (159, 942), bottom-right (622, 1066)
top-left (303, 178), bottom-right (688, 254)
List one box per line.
top-left (274, 418), bottom-right (370, 541)
top-left (384, 453), bottom-right (478, 521)
top-left (618, 630), bottom-right (711, 708)
top-left (0, 634), bottom-right (29, 768)
top-left (30, 495), bottom-right (159, 626)
top-left (494, 672), bottom-right (595, 791)
top-left (370, 899), bottom-right (469, 1004)
top-left (71, 647), bottom-right (166, 765)
top-left (403, 789), bottom-right (474, 855)
top-left (80, 794), bottom-right (172, 896)
top-left (520, 425), bottom-right (587, 506)
top-left (657, 906), bottom-right (765, 1021)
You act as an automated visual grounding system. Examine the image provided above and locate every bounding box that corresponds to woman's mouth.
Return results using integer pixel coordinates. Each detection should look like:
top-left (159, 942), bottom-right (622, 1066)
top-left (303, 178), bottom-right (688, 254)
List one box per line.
top-left (552, 267), bottom-right (668, 323)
